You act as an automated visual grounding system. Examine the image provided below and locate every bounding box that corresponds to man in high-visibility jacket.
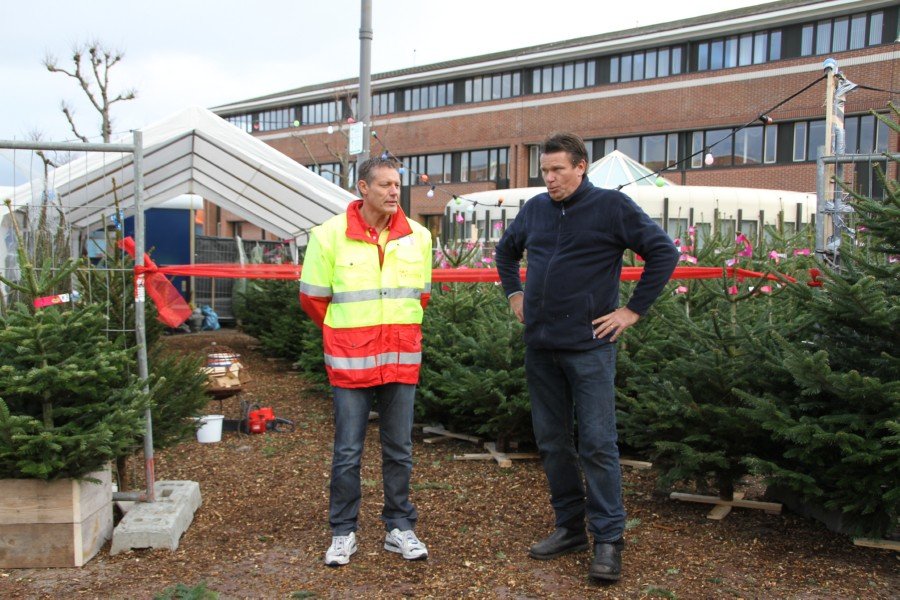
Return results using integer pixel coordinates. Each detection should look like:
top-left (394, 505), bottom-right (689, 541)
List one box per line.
top-left (300, 157), bottom-right (432, 567)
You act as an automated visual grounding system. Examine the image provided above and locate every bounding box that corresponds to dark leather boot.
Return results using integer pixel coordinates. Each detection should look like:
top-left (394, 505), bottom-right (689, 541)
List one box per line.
top-left (528, 527), bottom-right (589, 560)
top-left (589, 539), bottom-right (624, 581)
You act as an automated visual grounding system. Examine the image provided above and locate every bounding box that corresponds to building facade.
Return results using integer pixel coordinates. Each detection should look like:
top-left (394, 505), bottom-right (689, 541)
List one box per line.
top-left (212, 0), bottom-right (899, 239)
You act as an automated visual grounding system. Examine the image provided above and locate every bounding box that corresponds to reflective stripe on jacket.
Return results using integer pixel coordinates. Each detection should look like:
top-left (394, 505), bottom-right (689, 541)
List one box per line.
top-left (300, 200), bottom-right (433, 388)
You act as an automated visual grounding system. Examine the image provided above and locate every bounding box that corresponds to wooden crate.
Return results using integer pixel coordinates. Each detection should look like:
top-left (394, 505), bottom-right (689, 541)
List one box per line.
top-left (0, 467), bottom-right (113, 568)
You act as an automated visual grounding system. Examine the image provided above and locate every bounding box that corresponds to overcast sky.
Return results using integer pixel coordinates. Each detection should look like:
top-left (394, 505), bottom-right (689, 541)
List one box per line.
top-left (1, 0), bottom-right (762, 185)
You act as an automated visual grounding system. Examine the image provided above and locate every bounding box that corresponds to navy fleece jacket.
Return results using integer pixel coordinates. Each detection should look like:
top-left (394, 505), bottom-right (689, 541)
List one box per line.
top-left (494, 177), bottom-right (679, 351)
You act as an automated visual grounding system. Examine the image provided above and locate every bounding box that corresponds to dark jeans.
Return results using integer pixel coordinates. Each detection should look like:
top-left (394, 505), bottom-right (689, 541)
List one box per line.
top-left (526, 344), bottom-right (625, 543)
top-left (329, 383), bottom-right (418, 535)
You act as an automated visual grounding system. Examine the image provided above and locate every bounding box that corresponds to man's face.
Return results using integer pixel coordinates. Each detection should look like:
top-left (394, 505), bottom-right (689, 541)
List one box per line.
top-left (540, 151), bottom-right (586, 201)
top-left (358, 166), bottom-right (401, 218)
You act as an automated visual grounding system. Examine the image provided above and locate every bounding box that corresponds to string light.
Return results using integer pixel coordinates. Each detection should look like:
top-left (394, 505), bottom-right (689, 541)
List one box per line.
top-left (363, 74), bottom-right (825, 213)
top-left (326, 125), bottom-right (334, 134)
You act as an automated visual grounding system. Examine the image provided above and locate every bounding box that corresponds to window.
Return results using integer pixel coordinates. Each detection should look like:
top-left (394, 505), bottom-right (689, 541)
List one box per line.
top-left (793, 122), bottom-right (807, 161)
top-left (697, 43), bottom-right (708, 71)
top-left (691, 132), bottom-right (704, 168)
top-left (734, 126), bottom-right (763, 165)
top-left (769, 31), bottom-right (781, 60)
top-left (764, 125), bottom-right (778, 163)
top-left (641, 135), bottom-right (667, 172)
top-left (849, 13), bottom-right (867, 49)
top-left (801, 25), bottom-right (814, 55)
top-left (706, 129), bottom-right (733, 166)
top-left (869, 11), bottom-right (883, 45)
top-left (754, 32), bottom-right (768, 63)
top-left (724, 37), bottom-right (738, 68)
top-left (671, 47), bottom-right (683, 74)
top-left (832, 17), bottom-right (849, 52)
top-left (808, 120), bottom-right (826, 160)
top-left (529, 145), bottom-right (540, 179)
top-left (739, 34), bottom-right (753, 66)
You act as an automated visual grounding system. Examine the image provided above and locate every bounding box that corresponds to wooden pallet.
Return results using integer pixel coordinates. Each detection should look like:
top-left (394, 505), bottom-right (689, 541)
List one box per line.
top-left (454, 442), bottom-right (539, 468)
top-left (852, 538), bottom-right (900, 552)
top-left (422, 425), bottom-right (481, 445)
top-left (669, 491), bottom-right (782, 520)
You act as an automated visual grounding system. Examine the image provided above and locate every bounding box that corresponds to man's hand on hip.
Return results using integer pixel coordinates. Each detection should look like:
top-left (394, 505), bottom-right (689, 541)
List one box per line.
top-left (592, 307), bottom-right (639, 342)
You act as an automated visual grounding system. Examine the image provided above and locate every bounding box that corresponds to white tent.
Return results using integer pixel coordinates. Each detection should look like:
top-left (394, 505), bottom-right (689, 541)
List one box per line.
top-left (587, 150), bottom-right (676, 189)
top-left (8, 106), bottom-right (354, 244)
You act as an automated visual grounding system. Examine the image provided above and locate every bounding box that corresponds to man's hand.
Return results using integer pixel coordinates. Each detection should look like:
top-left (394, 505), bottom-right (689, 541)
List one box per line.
top-left (592, 307), bottom-right (639, 342)
top-left (509, 293), bottom-right (525, 323)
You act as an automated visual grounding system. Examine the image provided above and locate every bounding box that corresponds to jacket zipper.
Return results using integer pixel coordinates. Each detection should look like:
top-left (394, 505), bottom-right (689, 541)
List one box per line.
top-left (539, 201), bottom-right (566, 343)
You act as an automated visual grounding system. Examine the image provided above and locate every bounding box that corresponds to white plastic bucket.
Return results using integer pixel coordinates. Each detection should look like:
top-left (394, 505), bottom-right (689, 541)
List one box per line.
top-left (196, 415), bottom-right (224, 443)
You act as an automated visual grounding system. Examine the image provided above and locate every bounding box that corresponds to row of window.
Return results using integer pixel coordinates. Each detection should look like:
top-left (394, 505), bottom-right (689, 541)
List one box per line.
top-left (609, 46), bottom-right (683, 83)
top-left (529, 59), bottom-right (597, 94)
top-left (696, 31), bottom-right (781, 72)
top-left (400, 148), bottom-right (510, 186)
top-left (226, 8), bottom-right (894, 130)
top-left (524, 114), bottom-right (889, 182)
top-left (801, 11), bottom-right (884, 56)
top-left (304, 147), bottom-right (511, 189)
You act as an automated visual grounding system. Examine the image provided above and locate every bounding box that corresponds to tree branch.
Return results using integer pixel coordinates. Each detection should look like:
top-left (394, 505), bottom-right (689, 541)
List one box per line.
top-left (60, 102), bottom-right (89, 143)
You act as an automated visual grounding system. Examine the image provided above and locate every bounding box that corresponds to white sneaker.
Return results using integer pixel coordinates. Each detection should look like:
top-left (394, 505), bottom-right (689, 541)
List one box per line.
top-left (384, 528), bottom-right (428, 560)
top-left (324, 532), bottom-right (357, 566)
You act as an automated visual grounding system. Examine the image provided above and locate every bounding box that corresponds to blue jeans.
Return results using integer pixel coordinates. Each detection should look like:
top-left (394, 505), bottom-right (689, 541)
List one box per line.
top-left (526, 344), bottom-right (625, 543)
top-left (329, 383), bottom-right (418, 535)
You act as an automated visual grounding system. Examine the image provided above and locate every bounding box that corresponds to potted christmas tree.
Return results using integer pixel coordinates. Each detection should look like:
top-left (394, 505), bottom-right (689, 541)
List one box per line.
top-left (0, 202), bottom-right (149, 567)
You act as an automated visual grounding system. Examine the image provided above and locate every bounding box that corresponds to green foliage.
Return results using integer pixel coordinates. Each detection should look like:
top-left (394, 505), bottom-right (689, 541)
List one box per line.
top-left (154, 582), bottom-right (218, 600)
top-left (233, 279), bottom-right (327, 390)
top-left (146, 347), bottom-right (209, 449)
top-left (418, 281), bottom-right (530, 444)
top-left (75, 212), bottom-right (208, 456)
top-left (0, 202), bottom-right (149, 479)
top-left (0, 299), bottom-right (149, 479)
top-left (739, 105), bottom-right (900, 537)
top-left (617, 223), bottom-right (812, 498)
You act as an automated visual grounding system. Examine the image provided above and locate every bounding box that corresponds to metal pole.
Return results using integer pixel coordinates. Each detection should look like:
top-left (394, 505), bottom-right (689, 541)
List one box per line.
top-left (821, 59), bottom-right (837, 256)
top-left (356, 0), bottom-right (373, 167)
top-left (132, 130), bottom-right (155, 503)
top-left (815, 155), bottom-right (826, 258)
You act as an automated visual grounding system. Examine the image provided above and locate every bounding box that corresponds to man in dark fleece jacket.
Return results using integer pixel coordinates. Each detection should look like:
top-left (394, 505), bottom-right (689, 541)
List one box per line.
top-left (495, 132), bottom-right (679, 583)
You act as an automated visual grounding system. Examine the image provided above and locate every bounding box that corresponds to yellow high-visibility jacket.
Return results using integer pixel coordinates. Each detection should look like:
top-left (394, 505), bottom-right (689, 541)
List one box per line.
top-left (299, 200), bottom-right (432, 388)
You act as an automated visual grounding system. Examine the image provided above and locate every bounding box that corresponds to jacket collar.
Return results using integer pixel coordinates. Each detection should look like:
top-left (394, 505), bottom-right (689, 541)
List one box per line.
top-left (345, 199), bottom-right (413, 243)
top-left (552, 176), bottom-right (595, 209)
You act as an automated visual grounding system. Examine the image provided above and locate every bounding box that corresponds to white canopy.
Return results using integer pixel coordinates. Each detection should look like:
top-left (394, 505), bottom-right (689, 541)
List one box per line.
top-left (587, 150), bottom-right (676, 189)
top-left (8, 106), bottom-right (354, 242)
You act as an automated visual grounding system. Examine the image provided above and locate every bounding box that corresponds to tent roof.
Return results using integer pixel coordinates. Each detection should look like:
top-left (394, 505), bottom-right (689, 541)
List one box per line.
top-left (10, 106), bottom-right (354, 241)
top-left (586, 150), bottom-right (676, 189)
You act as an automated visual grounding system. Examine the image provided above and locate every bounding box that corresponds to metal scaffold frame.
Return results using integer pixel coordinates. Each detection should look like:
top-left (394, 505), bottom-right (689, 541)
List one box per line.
top-left (0, 132), bottom-right (157, 502)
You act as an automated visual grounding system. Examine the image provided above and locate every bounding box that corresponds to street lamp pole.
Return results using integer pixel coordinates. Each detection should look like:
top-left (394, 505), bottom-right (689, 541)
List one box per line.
top-left (357, 0), bottom-right (373, 167)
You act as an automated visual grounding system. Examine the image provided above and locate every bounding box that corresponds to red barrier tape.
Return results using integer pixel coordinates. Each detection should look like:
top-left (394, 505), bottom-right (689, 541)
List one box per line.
top-left (116, 237), bottom-right (796, 327)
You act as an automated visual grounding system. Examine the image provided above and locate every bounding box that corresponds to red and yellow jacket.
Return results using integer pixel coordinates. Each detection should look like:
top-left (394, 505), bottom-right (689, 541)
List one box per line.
top-left (299, 200), bottom-right (432, 388)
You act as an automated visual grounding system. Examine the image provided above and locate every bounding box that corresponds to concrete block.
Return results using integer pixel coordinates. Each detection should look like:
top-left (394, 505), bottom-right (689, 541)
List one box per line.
top-left (109, 480), bottom-right (201, 555)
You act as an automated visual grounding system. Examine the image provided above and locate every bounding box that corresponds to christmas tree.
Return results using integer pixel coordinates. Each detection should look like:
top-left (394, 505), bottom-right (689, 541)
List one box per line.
top-left (0, 202), bottom-right (148, 480)
top-left (617, 221), bottom-right (813, 499)
top-left (739, 105), bottom-right (899, 537)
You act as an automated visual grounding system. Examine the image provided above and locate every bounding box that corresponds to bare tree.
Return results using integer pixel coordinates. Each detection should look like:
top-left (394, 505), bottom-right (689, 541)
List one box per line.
top-left (291, 89), bottom-right (393, 192)
top-left (44, 41), bottom-right (137, 143)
